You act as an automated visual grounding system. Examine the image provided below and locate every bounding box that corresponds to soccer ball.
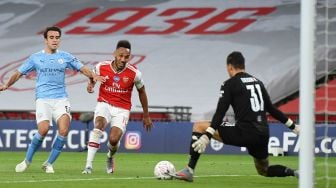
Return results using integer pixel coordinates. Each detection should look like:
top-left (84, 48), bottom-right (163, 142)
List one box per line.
top-left (153, 160), bottom-right (176, 180)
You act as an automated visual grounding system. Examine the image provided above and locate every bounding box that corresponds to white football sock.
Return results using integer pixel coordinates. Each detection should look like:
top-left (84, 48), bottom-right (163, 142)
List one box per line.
top-left (85, 128), bottom-right (103, 168)
top-left (107, 142), bottom-right (120, 158)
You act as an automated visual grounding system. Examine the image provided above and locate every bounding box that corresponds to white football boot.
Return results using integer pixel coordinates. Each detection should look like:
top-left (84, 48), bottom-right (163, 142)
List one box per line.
top-left (42, 161), bottom-right (55, 173)
top-left (15, 160), bottom-right (30, 172)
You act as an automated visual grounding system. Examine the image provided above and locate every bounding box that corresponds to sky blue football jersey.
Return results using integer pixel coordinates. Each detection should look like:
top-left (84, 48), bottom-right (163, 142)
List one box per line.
top-left (18, 50), bottom-right (84, 99)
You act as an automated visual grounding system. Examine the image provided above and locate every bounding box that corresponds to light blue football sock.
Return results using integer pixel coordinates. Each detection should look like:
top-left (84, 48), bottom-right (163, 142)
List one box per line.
top-left (47, 135), bottom-right (66, 165)
top-left (25, 132), bottom-right (44, 163)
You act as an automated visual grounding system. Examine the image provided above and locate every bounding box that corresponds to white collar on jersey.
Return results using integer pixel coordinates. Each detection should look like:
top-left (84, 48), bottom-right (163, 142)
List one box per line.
top-left (42, 49), bottom-right (59, 54)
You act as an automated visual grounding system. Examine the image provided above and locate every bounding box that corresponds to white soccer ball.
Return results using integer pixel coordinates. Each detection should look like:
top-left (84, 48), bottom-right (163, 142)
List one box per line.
top-left (154, 160), bottom-right (176, 180)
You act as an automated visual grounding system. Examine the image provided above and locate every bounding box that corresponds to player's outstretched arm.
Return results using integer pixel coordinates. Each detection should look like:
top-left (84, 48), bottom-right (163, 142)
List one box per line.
top-left (80, 66), bottom-right (106, 83)
top-left (267, 103), bottom-right (300, 135)
top-left (263, 86), bottom-right (300, 135)
top-left (137, 86), bottom-right (153, 132)
top-left (0, 71), bottom-right (22, 91)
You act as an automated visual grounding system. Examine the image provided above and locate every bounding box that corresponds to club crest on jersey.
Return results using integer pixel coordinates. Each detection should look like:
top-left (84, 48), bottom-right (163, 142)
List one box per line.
top-left (57, 59), bottom-right (64, 64)
top-left (113, 76), bottom-right (120, 82)
top-left (123, 76), bottom-right (129, 83)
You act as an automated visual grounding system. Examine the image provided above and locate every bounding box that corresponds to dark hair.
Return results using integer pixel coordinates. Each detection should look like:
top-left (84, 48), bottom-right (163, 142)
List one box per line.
top-left (43, 26), bottom-right (62, 39)
top-left (116, 40), bottom-right (131, 50)
top-left (227, 51), bottom-right (245, 69)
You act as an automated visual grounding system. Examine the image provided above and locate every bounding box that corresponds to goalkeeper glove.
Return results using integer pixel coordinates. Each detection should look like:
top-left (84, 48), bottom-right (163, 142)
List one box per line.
top-left (192, 135), bottom-right (209, 153)
top-left (285, 118), bottom-right (300, 135)
top-left (192, 127), bottom-right (216, 153)
top-left (292, 124), bottom-right (300, 135)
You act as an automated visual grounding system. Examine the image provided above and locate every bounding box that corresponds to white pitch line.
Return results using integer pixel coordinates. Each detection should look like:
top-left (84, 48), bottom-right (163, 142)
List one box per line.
top-left (2, 174), bottom-right (259, 184)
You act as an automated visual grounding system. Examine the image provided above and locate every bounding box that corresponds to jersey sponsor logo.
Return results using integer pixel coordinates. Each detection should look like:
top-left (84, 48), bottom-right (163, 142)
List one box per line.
top-left (112, 82), bottom-right (120, 88)
top-left (104, 86), bottom-right (128, 93)
top-left (0, 52), bottom-right (145, 91)
top-left (39, 68), bottom-right (65, 76)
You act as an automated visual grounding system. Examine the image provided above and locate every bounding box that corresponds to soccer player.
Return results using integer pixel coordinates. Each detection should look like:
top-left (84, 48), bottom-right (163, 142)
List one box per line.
top-left (82, 40), bottom-right (153, 174)
top-left (173, 51), bottom-right (300, 182)
top-left (0, 26), bottom-right (105, 173)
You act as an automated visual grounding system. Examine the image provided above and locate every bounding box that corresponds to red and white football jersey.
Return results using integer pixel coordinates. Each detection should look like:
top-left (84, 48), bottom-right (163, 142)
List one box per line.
top-left (94, 60), bottom-right (144, 110)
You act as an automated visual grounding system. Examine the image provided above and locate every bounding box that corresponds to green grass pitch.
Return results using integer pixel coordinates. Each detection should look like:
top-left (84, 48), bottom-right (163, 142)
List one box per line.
top-left (0, 152), bottom-right (334, 188)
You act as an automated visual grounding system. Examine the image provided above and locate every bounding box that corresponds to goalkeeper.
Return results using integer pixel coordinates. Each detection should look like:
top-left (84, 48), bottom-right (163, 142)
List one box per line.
top-left (174, 51), bottom-right (300, 182)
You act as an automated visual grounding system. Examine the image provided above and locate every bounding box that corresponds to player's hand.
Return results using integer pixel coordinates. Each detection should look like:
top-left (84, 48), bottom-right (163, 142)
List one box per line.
top-left (93, 75), bottom-right (107, 83)
top-left (0, 84), bottom-right (8, 91)
top-left (285, 118), bottom-right (300, 135)
top-left (143, 116), bottom-right (153, 132)
top-left (192, 134), bottom-right (210, 153)
top-left (87, 83), bottom-right (94, 93)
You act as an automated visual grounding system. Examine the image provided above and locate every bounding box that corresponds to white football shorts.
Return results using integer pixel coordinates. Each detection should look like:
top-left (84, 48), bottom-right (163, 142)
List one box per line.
top-left (94, 102), bottom-right (130, 133)
top-left (36, 98), bottom-right (71, 126)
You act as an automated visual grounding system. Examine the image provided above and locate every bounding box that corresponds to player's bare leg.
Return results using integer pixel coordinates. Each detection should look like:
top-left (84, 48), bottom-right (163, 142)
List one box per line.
top-left (83, 116), bottom-right (106, 174)
top-left (254, 158), bottom-right (269, 176)
top-left (253, 158), bottom-right (298, 178)
top-left (106, 126), bottom-right (122, 174)
top-left (43, 114), bottom-right (70, 173)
